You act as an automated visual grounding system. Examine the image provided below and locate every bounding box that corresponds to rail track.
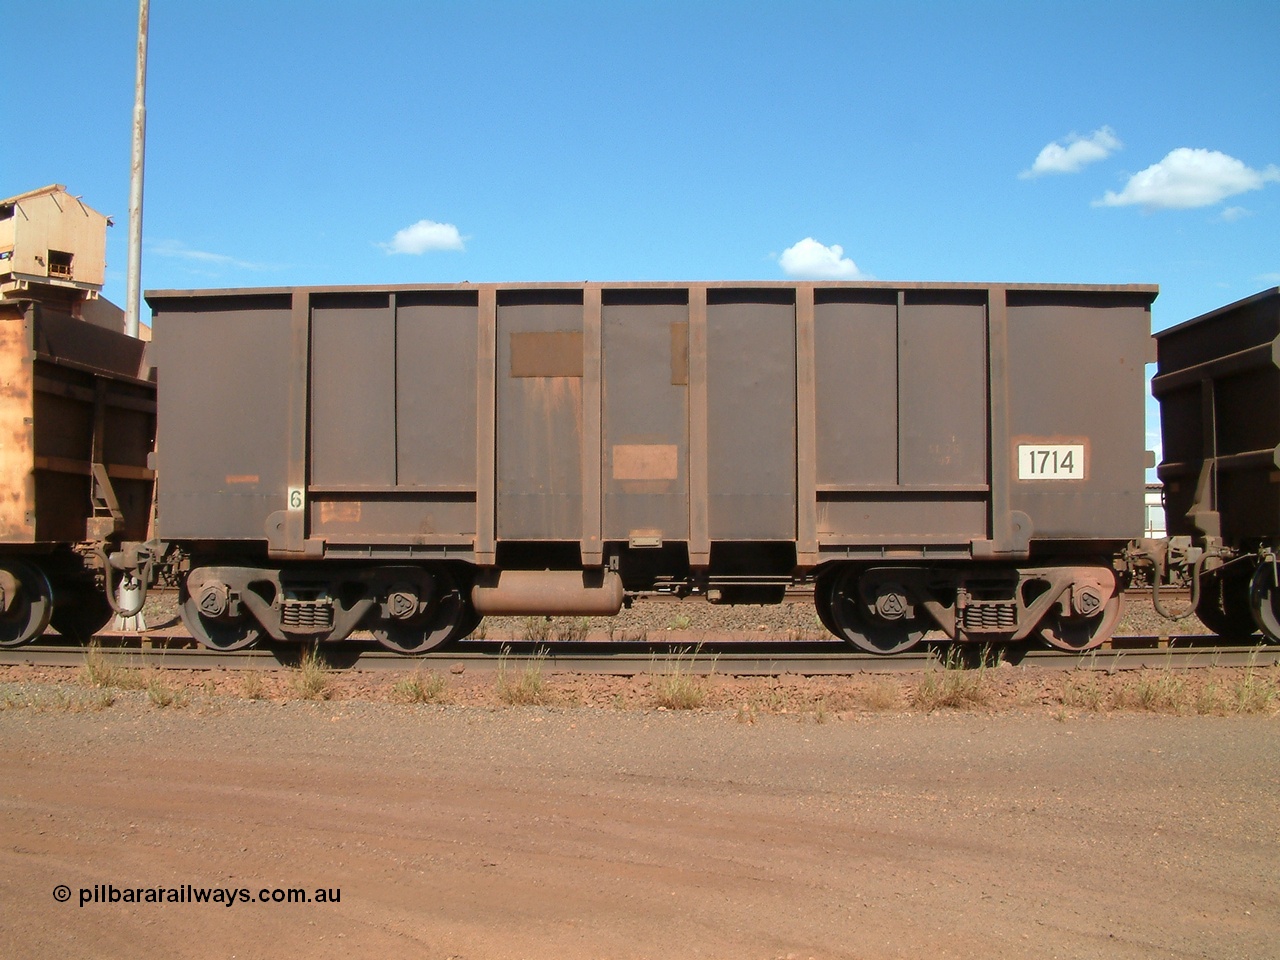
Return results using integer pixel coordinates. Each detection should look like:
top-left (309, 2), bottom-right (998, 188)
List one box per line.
top-left (2, 633), bottom-right (1276, 675)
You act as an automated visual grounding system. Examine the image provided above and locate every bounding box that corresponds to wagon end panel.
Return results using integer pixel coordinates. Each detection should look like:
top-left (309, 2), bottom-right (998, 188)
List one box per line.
top-left (0, 307), bottom-right (35, 541)
top-left (0, 303), bottom-right (155, 546)
top-left (152, 292), bottom-right (295, 542)
top-left (1004, 288), bottom-right (1154, 543)
top-left (31, 308), bottom-right (155, 544)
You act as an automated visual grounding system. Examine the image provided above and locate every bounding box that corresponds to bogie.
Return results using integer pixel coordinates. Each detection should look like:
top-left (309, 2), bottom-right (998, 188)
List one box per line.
top-left (179, 563), bottom-right (478, 654)
top-left (813, 563), bottom-right (1123, 653)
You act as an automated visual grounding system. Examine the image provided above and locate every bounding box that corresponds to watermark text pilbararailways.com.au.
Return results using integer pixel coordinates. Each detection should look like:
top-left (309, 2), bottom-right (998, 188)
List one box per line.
top-left (54, 884), bottom-right (340, 908)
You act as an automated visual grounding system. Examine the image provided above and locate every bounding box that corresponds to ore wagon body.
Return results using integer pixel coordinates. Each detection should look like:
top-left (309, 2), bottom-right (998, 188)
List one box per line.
top-left (1153, 287), bottom-right (1280, 638)
top-left (148, 281), bottom-right (1155, 653)
top-left (0, 299), bottom-right (156, 644)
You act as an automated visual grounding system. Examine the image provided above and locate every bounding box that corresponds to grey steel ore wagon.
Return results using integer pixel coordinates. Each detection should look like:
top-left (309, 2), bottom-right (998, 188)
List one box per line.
top-left (148, 281), bottom-right (1155, 654)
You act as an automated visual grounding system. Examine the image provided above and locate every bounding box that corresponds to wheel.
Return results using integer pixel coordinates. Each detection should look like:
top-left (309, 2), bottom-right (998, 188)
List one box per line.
top-left (371, 568), bottom-right (467, 654)
top-left (0, 562), bottom-right (54, 647)
top-left (446, 604), bottom-right (484, 643)
top-left (1248, 564), bottom-right (1280, 644)
top-left (828, 567), bottom-right (925, 655)
top-left (180, 589), bottom-right (261, 651)
top-left (813, 573), bottom-right (841, 639)
top-left (49, 586), bottom-right (114, 643)
top-left (1195, 565), bottom-right (1258, 638)
top-left (1037, 588), bottom-right (1124, 652)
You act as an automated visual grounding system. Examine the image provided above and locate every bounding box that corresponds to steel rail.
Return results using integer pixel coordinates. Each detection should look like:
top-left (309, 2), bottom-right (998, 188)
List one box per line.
top-left (3, 637), bottom-right (1276, 675)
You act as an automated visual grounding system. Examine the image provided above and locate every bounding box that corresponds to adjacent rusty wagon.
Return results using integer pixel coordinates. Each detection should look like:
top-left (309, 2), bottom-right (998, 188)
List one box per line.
top-left (1153, 286), bottom-right (1280, 639)
top-left (0, 301), bottom-right (156, 645)
top-left (147, 281), bottom-right (1156, 653)
top-left (0, 186), bottom-right (156, 646)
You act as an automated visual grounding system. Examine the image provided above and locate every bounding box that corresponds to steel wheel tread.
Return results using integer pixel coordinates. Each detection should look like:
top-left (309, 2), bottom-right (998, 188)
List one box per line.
top-left (1249, 564), bottom-right (1280, 644)
top-left (50, 587), bottom-right (115, 643)
top-left (0, 562), bottom-right (54, 648)
top-left (371, 568), bottom-right (467, 654)
top-left (828, 568), bottom-right (925, 655)
top-left (1195, 565), bottom-right (1258, 638)
top-left (1037, 591), bottom-right (1124, 652)
top-left (179, 591), bottom-right (262, 651)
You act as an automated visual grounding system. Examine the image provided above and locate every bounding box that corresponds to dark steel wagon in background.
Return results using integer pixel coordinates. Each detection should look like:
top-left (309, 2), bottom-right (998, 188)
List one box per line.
top-left (148, 281), bottom-right (1155, 654)
top-left (1154, 286), bottom-right (1280, 639)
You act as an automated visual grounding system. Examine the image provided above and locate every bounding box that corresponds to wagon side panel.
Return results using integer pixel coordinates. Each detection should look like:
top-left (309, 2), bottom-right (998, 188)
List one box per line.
top-left (153, 293), bottom-right (294, 542)
top-left (496, 292), bottom-right (585, 541)
top-left (307, 290), bottom-right (479, 545)
top-left (705, 291), bottom-right (796, 541)
top-left (811, 287), bottom-right (989, 548)
top-left (601, 291), bottom-right (689, 544)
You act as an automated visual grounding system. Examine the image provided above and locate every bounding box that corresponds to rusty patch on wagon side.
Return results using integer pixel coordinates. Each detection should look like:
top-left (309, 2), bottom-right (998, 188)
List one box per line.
top-left (319, 500), bottom-right (362, 524)
top-left (612, 444), bottom-right (679, 481)
top-left (509, 331), bottom-right (584, 378)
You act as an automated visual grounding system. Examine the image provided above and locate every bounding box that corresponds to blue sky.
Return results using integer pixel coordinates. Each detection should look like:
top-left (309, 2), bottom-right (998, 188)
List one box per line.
top-left (5, 2), bottom-right (1277, 347)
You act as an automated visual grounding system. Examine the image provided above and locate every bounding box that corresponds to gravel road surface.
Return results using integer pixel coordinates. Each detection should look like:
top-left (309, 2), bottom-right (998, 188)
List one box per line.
top-left (2, 696), bottom-right (1277, 960)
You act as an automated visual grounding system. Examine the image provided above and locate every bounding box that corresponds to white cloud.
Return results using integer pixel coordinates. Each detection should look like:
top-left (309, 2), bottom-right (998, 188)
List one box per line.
top-left (148, 239), bottom-right (269, 271)
top-left (1020, 126), bottom-right (1121, 178)
top-left (1095, 148), bottom-right (1280, 210)
top-left (778, 238), bottom-right (865, 280)
top-left (1219, 205), bottom-right (1251, 222)
top-left (380, 219), bottom-right (465, 254)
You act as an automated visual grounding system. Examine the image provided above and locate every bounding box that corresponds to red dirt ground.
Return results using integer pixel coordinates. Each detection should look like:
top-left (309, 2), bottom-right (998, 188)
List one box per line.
top-left (2, 679), bottom-right (1278, 960)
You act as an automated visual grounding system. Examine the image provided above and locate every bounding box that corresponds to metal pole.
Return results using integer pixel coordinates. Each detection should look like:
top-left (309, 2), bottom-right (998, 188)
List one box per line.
top-left (124, 0), bottom-right (149, 339)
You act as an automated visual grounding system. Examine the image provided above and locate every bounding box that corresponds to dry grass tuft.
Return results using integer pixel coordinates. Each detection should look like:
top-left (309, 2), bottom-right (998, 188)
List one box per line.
top-left (652, 648), bottom-right (709, 710)
top-left (240, 671), bottom-right (267, 700)
top-left (1104, 657), bottom-right (1278, 716)
top-left (654, 671), bottom-right (707, 710)
top-left (858, 678), bottom-right (902, 711)
top-left (1229, 659), bottom-right (1279, 714)
top-left (80, 643), bottom-right (145, 691)
top-left (496, 648), bottom-right (551, 705)
top-left (1061, 673), bottom-right (1106, 712)
top-left (554, 617), bottom-right (591, 642)
top-left (911, 649), bottom-right (991, 711)
top-left (1, 687), bottom-right (116, 712)
top-left (392, 670), bottom-right (450, 704)
top-left (291, 646), bottom-right (332, 701)
top-left (519, 617), bottom-right (552, 644)
top-left (145, 673), bottom-right (188, 709)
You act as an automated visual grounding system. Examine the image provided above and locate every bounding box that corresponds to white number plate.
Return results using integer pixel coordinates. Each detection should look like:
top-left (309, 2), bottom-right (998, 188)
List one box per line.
top-left (1018, 444), bottom-right (1085, 480)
